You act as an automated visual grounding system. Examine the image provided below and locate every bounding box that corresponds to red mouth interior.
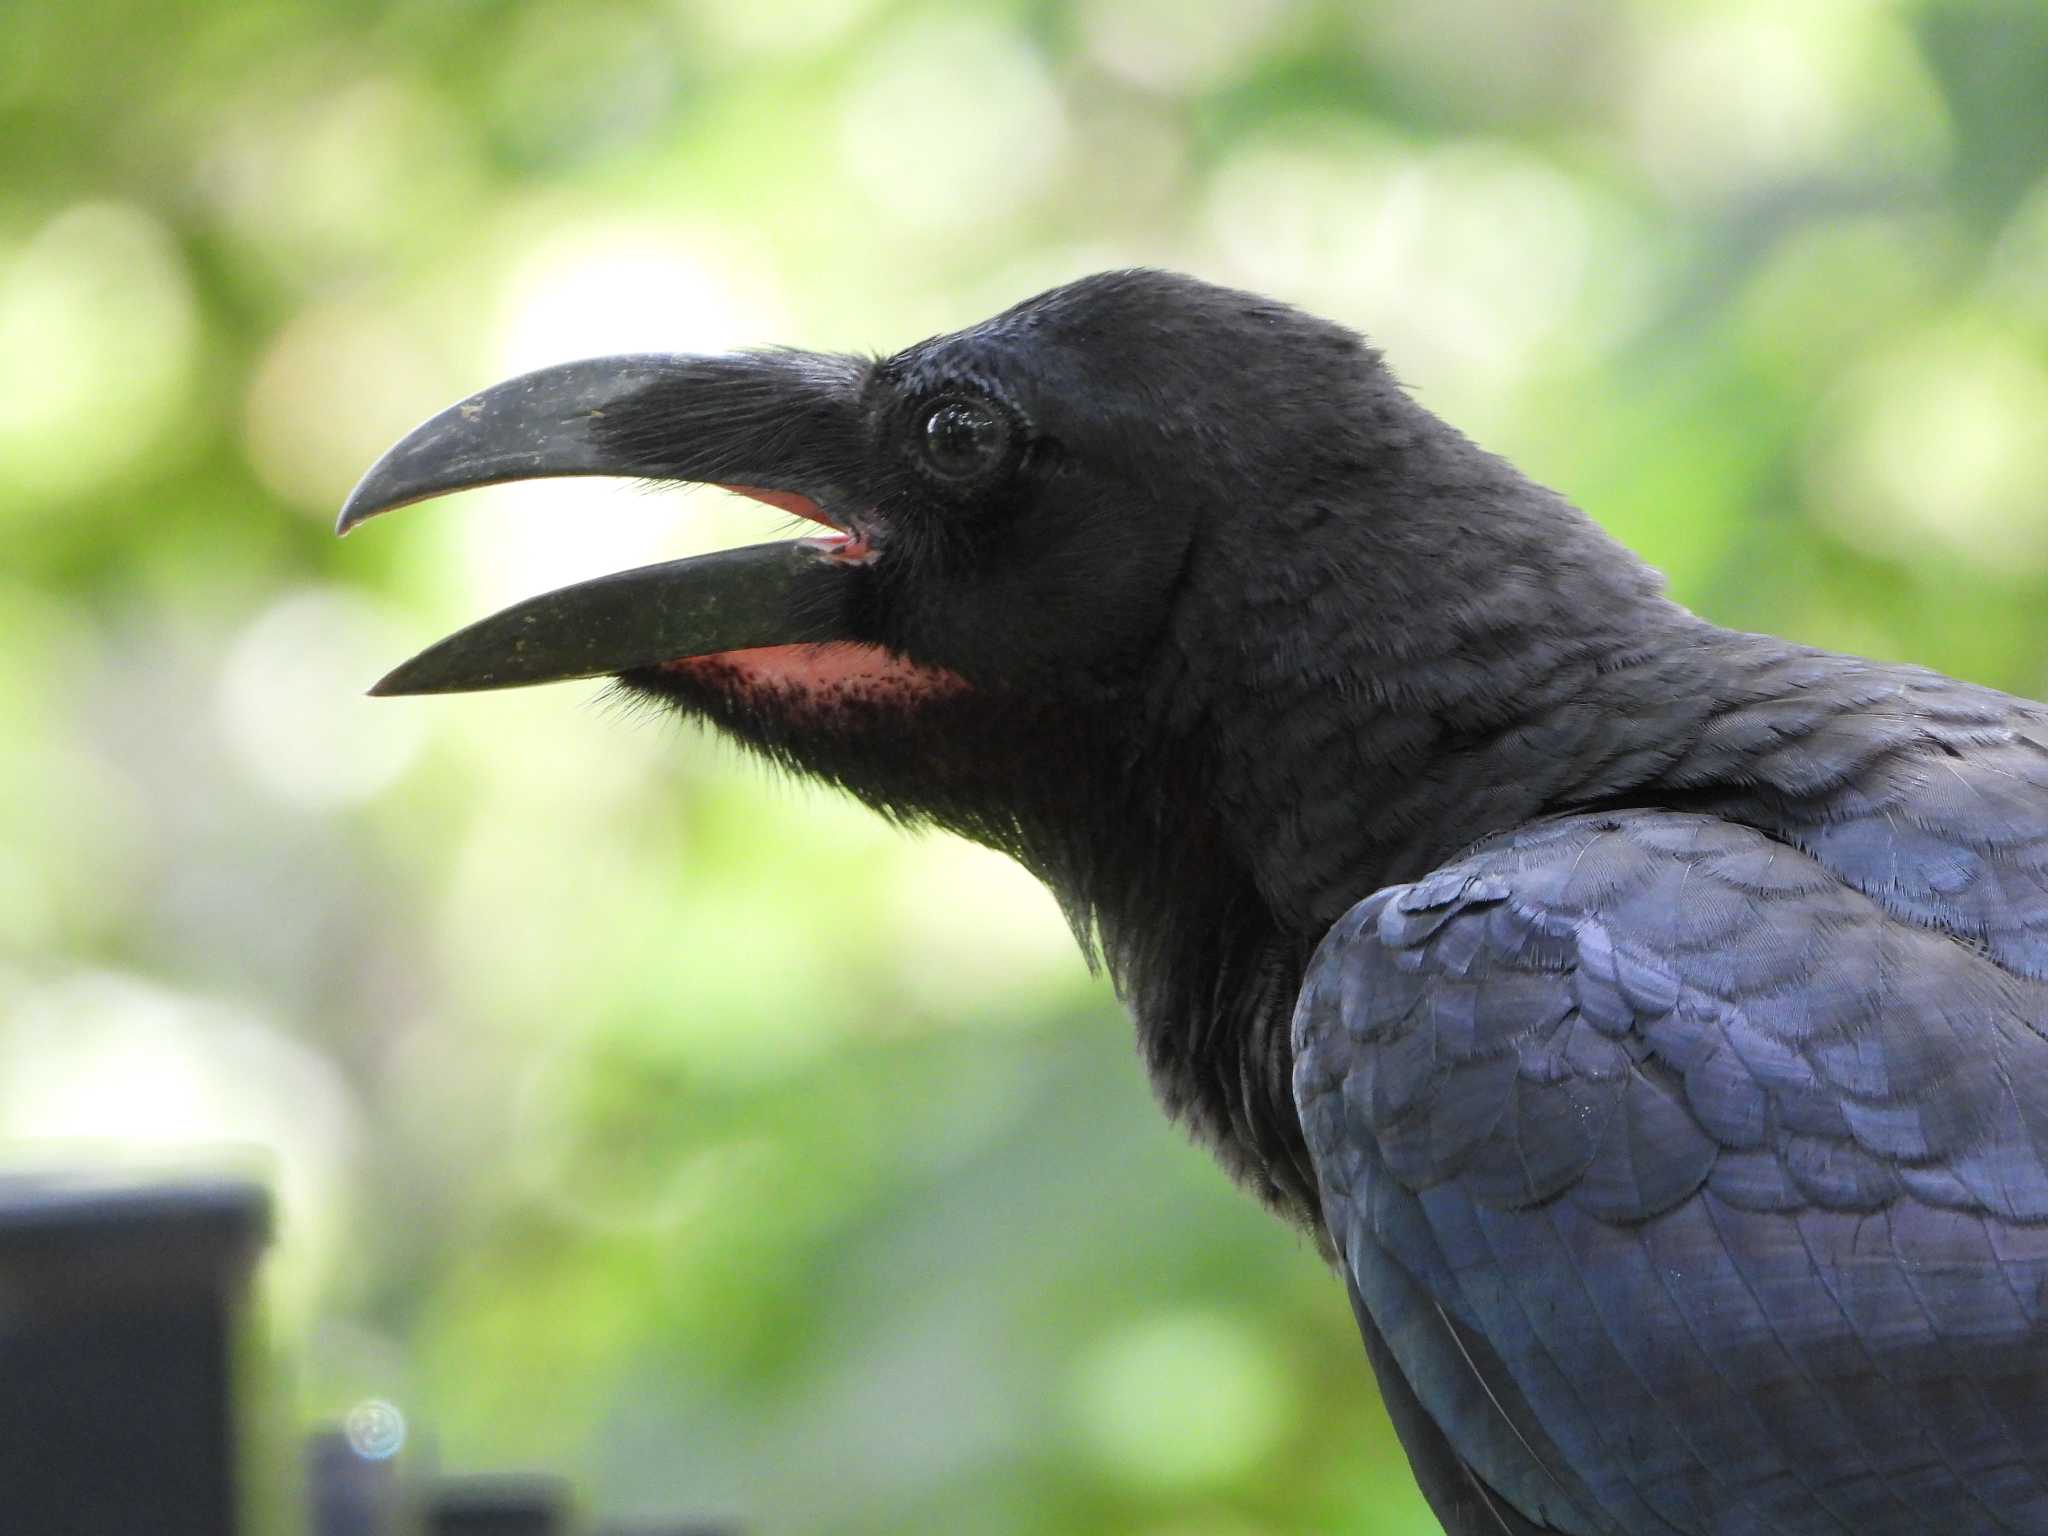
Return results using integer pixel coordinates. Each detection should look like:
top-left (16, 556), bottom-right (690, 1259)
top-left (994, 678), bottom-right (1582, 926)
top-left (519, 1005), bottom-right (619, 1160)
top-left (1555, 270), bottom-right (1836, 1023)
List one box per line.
top-left (662, 641), bottom-right (951, 692)
top-left (673, 485), bottom-right (957, 700)
top-left (720, 483), bottom-right (874, 563)
top-left (719, 484), bottom-right (832, 524)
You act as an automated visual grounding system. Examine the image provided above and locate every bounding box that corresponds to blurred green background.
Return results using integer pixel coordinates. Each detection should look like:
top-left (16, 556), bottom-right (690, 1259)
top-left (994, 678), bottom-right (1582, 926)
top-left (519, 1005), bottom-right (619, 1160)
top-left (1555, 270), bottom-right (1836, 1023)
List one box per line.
top-left (6, 0), bottom-right (2048, 1530)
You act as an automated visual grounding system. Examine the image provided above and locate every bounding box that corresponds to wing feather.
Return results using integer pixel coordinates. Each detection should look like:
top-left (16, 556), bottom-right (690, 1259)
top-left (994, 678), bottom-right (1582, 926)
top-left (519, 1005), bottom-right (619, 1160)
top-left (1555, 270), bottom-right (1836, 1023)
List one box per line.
top-left (1294, 810), bottom-right (2048, 1534)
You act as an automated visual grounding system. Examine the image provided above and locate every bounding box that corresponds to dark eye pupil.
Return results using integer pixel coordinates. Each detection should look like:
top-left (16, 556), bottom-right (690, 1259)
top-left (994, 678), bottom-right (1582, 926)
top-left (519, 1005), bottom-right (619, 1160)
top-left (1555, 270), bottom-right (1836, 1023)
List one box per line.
top-left (924, 400), bottom-right (1005, 477)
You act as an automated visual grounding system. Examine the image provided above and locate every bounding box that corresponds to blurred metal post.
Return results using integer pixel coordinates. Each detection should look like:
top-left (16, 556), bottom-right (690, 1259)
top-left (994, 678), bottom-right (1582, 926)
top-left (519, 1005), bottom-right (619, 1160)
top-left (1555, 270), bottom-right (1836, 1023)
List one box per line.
top-left (0, 1175), bottom-right (269, 1536)
top-left (425, 1474), bottom-right (574, 1536)
top-left (306, 1427), bottom-right (403, 1536)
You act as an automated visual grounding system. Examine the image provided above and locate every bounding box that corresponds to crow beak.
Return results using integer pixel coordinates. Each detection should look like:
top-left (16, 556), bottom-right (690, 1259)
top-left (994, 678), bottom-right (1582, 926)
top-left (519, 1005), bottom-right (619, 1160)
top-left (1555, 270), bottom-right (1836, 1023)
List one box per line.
top-left (338, 352), bottom-right (871, 695)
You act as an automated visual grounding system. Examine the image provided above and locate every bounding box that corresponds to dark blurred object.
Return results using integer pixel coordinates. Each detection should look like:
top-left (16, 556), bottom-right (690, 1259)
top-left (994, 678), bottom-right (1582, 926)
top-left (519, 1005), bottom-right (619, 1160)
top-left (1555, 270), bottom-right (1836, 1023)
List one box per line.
top-left (0, 1174), bottom-right (269, 1536)
top-left (306, 1427), bottom-right (404, 1536)
top-left (426, 1474), bottom-right (574, 1535)
top-left (0, 1172), bottom-right (738, 1535)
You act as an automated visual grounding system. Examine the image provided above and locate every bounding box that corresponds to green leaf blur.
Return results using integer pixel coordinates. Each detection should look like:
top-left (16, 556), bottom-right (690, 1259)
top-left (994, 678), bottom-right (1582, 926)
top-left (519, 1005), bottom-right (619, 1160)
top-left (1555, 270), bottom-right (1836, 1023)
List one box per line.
top-left (5, 1), bottom-right (2047, 1531)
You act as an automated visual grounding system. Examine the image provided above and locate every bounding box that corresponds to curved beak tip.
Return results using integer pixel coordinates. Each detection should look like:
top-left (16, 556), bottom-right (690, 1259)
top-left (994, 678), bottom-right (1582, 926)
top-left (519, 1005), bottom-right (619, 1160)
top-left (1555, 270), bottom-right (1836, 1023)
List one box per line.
top-left (335, 448), bottom-right (441, 536)
top-left (334, 487), bottom-right (377, 538)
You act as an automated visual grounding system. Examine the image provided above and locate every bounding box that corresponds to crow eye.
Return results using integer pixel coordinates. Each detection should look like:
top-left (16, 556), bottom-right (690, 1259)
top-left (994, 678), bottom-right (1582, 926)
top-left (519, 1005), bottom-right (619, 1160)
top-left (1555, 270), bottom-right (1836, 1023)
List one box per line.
top-left (920, 397), bottom-right (1010, 481)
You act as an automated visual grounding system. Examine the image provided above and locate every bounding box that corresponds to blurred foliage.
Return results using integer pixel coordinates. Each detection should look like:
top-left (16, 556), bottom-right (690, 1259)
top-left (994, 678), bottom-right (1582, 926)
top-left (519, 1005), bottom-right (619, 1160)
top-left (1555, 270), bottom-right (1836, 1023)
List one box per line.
top-left (5, 0), bottom-right (2048, 1531)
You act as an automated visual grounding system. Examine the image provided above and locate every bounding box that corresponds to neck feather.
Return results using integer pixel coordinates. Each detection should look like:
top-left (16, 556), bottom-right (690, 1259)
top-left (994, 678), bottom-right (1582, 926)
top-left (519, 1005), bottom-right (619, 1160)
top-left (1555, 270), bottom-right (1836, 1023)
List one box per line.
top-left (1093, 422), bottom-right (1730, 1225)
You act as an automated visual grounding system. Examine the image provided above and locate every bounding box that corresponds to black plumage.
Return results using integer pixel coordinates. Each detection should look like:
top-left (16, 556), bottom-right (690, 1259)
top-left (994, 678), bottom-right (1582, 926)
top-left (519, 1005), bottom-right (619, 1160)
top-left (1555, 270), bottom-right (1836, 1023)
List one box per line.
top-left (344, 270), bottom-right (2048, 1534)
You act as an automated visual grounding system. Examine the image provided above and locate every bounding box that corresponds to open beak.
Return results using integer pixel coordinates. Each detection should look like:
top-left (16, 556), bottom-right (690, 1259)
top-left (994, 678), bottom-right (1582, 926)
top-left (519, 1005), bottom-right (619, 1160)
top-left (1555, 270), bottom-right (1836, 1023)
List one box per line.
top-left (338, 351), bottom-right (871, 695)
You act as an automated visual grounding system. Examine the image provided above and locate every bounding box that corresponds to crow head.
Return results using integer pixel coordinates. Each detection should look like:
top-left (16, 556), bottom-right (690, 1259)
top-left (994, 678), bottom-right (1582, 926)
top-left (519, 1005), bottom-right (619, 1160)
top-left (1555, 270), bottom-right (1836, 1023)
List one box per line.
top-left (344, 269), bottom-right (1666, 1221)
top-left (346, 271), bottom-right (1362, 691)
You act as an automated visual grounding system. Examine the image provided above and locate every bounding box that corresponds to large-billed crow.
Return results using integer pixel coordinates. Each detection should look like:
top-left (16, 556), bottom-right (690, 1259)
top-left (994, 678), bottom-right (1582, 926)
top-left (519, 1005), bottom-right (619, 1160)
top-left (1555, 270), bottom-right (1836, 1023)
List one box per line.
top-left (341, 271), bottom-right (2048, 1534)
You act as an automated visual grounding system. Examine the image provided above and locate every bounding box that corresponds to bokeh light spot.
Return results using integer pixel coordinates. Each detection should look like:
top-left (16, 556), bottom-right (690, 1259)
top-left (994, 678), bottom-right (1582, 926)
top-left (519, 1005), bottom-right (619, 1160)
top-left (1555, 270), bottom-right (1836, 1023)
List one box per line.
top-left (218, 587), bottom-right (428, 808)
top-left (493, 221), bottom-right (789, 373)
top-left (884, 839), bottom-right (1079, 1022)
top-left (1203, 133), bottom-right (1638, 409)
top-left (344, 1398), bottom-right (407, 1460)
top-left (0, 203), bottom-right (198, 507)
top-left (1079, 0), bottom-right (1295, 94)
top-left (689, 0), bottom-right (884, 58)
top-left (487, 1), bottom-right (680, 165)
top-left (1070, 1311), bottom-right (1293, 1491)
top-left (1624, 3), bottom-right (1945, 201)
top-left (1806, 326), bottom-right (2048, 577)
top-left (196, 73), bottom-right (481, 279)
top-left (838, 17), bottom-right (1068, 233)
top-left (244, 301), bottom-right (452, 515)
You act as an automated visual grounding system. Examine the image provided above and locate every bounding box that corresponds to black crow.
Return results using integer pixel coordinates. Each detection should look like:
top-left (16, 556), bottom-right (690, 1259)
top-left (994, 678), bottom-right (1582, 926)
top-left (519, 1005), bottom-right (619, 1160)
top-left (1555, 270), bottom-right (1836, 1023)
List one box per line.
top-left (341, 271), bottom-right (2048, 1535)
